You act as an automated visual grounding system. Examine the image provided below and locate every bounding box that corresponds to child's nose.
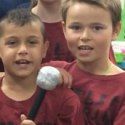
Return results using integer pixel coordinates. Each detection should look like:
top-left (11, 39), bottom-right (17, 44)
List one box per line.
top-left (80, 28), bottom-right (91, 42)
top-left (18, 44), bottom-right (28, 55)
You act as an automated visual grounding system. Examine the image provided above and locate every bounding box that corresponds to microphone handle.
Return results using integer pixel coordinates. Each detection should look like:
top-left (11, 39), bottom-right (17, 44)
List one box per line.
top-left (28, 89), bottom-right (46, 120)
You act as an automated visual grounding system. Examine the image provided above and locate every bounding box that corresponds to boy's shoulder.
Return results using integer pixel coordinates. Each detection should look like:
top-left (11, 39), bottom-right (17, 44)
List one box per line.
top-left (45, 86), bottom-right (81, 110)
top-left (47, 86), bottom-right (80, 102)
top-left (45, 60), bottom-right (76, 69)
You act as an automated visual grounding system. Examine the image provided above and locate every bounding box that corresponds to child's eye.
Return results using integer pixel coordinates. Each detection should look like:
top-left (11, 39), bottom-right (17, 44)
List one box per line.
top-left (68, 24), bottom-right (82, 31)
top-left (91, 25), bottom-right (104, 32)
top-left (29, 40), bottom-right (37, 44)
top-left (28, 39), bottom-right (38, 44)
top-left (27, 39), bottom-right (39, 47)
top-left (6, 39), bottom-right (17, 46)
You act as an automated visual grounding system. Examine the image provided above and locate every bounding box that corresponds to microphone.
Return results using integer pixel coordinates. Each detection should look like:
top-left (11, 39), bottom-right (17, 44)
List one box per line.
top-left (37, 66), bottom-right (61, 90)
top-left (28, 66), bottom-right (61, 120)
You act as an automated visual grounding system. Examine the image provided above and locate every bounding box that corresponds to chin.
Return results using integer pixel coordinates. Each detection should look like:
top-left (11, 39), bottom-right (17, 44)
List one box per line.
top-left (77, 57), bottom-right (94, 63)
top-left (13, 71), bottom-right (35, 78)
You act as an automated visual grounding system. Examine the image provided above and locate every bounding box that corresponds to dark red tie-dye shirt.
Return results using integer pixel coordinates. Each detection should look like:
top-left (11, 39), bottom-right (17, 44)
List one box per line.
top-left (48, 60), bottom-right (125, 125)
top-left (0, 78), bottom-right (84, 125)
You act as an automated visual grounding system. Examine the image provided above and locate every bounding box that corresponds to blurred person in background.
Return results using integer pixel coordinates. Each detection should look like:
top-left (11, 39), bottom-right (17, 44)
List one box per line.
top-left (31, 0), bottom-right (75, 63)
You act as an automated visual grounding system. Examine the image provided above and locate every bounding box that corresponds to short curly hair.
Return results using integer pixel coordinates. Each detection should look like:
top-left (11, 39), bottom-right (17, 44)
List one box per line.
top-left (0, 8), bottom-right (46, 40)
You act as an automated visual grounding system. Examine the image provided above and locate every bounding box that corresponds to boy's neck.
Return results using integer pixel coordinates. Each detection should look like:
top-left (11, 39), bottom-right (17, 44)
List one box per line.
top-left (32, 1), bottom-right (62, 23)
top-left (1, 75), bottom-right (37, 101)
top-left (77, 59), bottom-right (124, 75)
top-left (2, 74), bottom-right (37, 89)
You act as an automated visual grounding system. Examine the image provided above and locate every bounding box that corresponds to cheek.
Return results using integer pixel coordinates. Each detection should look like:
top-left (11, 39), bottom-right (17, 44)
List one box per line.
top-left (66, 37), bottom-right (76, 50)
top-left (95, 34), bottom-right (112, 52)
top-left (32, 49), bottom-right (42, 58)
top-left (65, 31), bottom-right (79, 46)
top-left (0, 53), bottom-right (14, 69)
top-left (31, 47), bottom-right (45, 63)
top-left (0, 50), bottom-right (14, 61)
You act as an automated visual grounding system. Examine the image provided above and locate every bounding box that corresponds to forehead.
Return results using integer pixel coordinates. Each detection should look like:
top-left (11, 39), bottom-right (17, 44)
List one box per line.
top-left (1, 21), bottom-right (43, 38)
top-left (66, 2), bottom-right (112, 24)
top-left (68, 2), bottom-right (108, 16)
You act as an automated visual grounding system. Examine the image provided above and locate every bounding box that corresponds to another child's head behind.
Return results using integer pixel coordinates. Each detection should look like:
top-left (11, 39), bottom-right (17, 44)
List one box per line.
top-left (30, 0), bottom-right (62, 8)
top-left (0, 9), bottom-right (48, 78)
top-left (61, 0), bottom-right (122, 72)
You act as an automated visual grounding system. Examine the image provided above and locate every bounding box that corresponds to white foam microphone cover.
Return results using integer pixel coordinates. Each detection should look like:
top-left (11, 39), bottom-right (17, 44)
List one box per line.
top-left (37, 66), bottom-right (61, 90)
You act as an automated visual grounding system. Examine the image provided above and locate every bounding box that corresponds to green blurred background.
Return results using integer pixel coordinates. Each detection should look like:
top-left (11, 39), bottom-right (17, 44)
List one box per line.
top-left (113, 0), bottom-right (125, 69)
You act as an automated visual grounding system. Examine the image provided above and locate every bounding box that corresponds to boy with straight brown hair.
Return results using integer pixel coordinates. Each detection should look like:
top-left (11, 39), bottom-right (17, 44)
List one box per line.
top-left (48, 0), bottom-right (125, 124)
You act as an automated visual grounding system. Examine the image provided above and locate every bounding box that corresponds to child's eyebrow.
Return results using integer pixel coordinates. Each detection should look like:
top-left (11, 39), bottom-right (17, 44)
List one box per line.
top-left (90, 22), bottom-right (107, 27)
top-left (27, 35), bottom-right (42, 40)
top-left (4, 36), bottom-right (18, 39)
top-left (68, 22), bottom-right (82, 26)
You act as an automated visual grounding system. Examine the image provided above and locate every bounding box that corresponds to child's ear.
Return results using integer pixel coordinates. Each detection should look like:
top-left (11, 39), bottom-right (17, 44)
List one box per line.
top-left (61, 21), bottom-right (66, 38)
top-left (112, 21), bottom-right (121, 41)
top-left (42, 40), bottom-right (49, 58)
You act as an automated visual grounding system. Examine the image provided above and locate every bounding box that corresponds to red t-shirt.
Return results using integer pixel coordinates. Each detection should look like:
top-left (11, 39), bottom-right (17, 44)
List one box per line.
top-left (0, 78), bottom-right (84, 125)
top-left (48, 60), bottom-right (125, 125)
